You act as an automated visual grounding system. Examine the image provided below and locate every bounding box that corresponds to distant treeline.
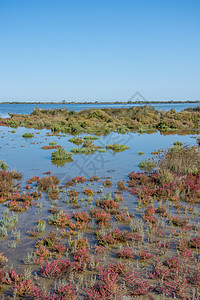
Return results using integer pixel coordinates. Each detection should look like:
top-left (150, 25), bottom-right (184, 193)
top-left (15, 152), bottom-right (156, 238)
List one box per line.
top-left (0, 100), bottom-right (200, 105)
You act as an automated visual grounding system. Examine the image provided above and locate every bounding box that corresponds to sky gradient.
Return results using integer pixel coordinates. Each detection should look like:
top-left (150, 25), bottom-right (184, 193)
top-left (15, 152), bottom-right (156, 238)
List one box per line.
top-left (0, 0), bottom-right (200, 102)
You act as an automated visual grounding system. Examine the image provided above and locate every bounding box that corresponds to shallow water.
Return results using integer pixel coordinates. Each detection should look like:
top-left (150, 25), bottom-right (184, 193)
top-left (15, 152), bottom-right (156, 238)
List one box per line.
top-left (0, 127), bottom-right (198, 181)
top-left (0, 126), bottom-right (199, 271)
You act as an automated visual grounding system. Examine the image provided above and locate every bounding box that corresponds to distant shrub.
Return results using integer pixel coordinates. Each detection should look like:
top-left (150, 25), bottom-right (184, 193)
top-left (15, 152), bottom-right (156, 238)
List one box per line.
top-left (49, 141), bottom-right (57, 145)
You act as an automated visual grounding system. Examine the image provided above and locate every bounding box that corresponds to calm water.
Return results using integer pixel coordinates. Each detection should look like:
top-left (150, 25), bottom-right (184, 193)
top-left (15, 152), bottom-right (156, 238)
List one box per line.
top-left (0, 127), bottom-right (198, 183)
top-left (0, 125), bottom-right (199, 269)
top-left (0, 104), bottom-right (200, 281)
top-left (0, 102), bottom-right (199, 118)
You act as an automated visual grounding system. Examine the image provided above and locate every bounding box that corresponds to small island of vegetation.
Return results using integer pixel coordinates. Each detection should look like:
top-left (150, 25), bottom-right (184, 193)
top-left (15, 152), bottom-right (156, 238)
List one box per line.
top-left (1, 105), bottom-right (200, 136)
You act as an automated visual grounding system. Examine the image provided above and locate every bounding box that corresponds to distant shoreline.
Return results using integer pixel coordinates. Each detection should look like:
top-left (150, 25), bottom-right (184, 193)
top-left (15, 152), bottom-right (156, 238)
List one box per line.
top-left (0, 100), bottom-right (200, 105)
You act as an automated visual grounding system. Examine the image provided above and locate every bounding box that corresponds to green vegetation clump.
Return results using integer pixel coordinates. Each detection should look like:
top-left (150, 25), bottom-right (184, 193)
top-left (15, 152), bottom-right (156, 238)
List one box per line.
top-left (173, 141), bottom-right (183, 147)
top-left (82, 140), bottom-right (94, 148)
top-left (137, 151), bottom-right (144, 156)
top-left (116, 125), bottom-right (129, 134)
top-left (98, 149), bottom-right (106, 153)
top-left (71, 147), bottom-right (94, 154)
top-left (49, 141), bottom-right (57, 145)
top-left (160, 169), bottom-right (175, 184)
top-left (1, 105), bottom-right (200, 135)
top-left (0, 212), bottom-right (18, 237)
top-left (68, 137), bottom-right (83, 145)
top-left (0, 225), bottom-right (7, 237)
top-left (106, 143), bottom-right (129, 152)
top-left (70, 139), bottom-right (103, 155)
top-left (139, 158), bottom-right (157, 173)
top-left (51, 148), bottom-right (72, 160)
top-left (83, 135), bottom-right (99, 140)
top-left (0, 160), bottom-right (8, 170)
top-left (0, 213), bottom-right (18, 229)
top-left (22, 133), bottom-right (34, 138)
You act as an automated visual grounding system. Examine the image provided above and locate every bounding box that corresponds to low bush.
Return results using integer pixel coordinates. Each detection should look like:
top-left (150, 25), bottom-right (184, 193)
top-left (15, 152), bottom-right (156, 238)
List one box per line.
top-left (159, 145), bottom-right (200, 175)
top-left (83, 135), bottom-right (99, 140)
top-left (68, 137), bottom-right (83, 145)
top-left (51, 148), bottom-right (72, 160)
top-left (70, 147), bottom-right (94, 154)
top-left (42, 145), bottom-right (62, 150)
top-left (0, 160), bottom-right (8, 170)
top-left (173, 141), bottom-right (183, 147)
top-left (137, 151), bottom-right (144, 156)
top-left (139, 158), bottom-right (157, 172)
top-left (106, 143), bottom-right (129, 152)
top-left (49, 141), bottom-right (57, 145)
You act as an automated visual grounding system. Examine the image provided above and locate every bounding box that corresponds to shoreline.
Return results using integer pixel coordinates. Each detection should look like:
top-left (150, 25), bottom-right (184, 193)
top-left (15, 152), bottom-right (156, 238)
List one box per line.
top-left (0, 100), bottom-right (200, 105)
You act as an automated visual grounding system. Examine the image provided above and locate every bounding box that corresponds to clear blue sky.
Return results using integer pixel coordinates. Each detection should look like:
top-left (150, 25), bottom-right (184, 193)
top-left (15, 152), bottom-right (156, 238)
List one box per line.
top-left (0, 0), bottom-right (199, 102)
